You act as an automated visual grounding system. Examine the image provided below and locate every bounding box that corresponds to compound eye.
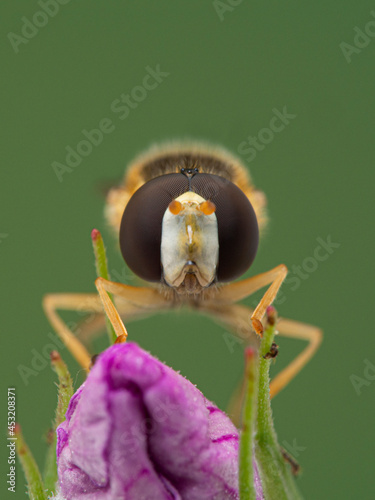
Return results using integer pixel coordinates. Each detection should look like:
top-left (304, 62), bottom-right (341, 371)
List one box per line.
top-left (191, 174), bottom-right (259, 281)
top-left (119, 174), bottom-right (188, 282)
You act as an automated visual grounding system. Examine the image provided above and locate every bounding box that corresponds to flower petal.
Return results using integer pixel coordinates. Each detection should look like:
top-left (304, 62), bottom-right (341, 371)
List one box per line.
top-left (56, 343), bottom-right (251, 499)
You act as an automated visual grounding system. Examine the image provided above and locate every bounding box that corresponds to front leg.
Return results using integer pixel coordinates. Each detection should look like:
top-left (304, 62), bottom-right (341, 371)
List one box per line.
top-left (199, 301), bottom-right (322, 423)
top-left (43, 285), bottom-right (169, 370)
top-left (212, 264), bottom-right (288, 335)
top-left (95, 277), bottom-right (171, 339)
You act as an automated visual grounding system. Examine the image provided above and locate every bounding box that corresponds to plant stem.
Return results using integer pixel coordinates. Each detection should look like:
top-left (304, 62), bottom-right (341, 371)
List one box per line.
top-left (255, 309), bottom-right (303, 500)
top-left (91, 228), bottom-right (117, 344)
top-left (15, 424), bottom-right (47, 500)
top-left (239, 348), bottom-right (258, 500)
top-left (43, 351), bottom-right (74, 495)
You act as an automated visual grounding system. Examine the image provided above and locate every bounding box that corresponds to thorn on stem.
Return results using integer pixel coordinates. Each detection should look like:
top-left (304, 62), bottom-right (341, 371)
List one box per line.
top-left (46, 428), bottom-right (55, 445)
top-left (281, 448), bottom-right (301, 476)
top-left (244, 346), bottom-right (256, 360)
top-left (244, 347), bottom-right (256, 376)
top-left (50, 350), bottom-right (61, 363)
top-left (90, 354), bottom-right (99, 368)
top-left (14, 424), bottom-right (26, 454)
top-left (266, 306), bottom-right (277, 326)
top-left (91, 228), bottom-right (101, 242)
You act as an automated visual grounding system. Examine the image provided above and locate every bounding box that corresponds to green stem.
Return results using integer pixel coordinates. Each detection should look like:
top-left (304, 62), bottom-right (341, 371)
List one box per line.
top-left (15, 425), bottom-right (47, 500)
top-left (51, 351), bottom-right (74, 426)
top-left (91, 228), bottom-right (117, 344)
top-left (239, 348), bottom-right (258, 500)
top-left (255, 309), bottom-right (303, 500)
top-left (43, 351), bottom-right (74, 495)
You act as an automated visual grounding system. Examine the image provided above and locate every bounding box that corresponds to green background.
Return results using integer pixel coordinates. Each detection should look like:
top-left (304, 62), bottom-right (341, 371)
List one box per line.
top-left (1, 1), bottom-right (374, 498)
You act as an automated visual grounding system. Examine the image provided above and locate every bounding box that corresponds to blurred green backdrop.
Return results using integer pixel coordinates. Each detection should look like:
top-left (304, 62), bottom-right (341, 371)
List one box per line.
top-left (1, 1), bottom-right (374, 498)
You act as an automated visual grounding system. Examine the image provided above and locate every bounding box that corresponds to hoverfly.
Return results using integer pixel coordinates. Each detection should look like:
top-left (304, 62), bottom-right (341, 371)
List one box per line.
top-left (44, 141), bottom-right (322, 398)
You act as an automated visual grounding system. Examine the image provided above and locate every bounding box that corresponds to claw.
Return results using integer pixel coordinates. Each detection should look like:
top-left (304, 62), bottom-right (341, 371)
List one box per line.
top-left (252, 318), bottom-right (264, 336)
top-left (115, 334), bottom-right (127, 344)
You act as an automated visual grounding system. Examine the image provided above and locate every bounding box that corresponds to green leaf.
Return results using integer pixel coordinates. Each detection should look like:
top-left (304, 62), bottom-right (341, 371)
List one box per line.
top-left (15, 424), bottom-right (47, 500)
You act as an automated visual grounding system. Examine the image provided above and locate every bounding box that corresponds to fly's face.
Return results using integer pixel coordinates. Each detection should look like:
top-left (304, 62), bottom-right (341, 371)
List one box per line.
top-left (114, 143), bottom-right (263, 296)
top-left (161, 192), bottom-right (218, 293)
top-left (45, 141), bottom-right (321, 401)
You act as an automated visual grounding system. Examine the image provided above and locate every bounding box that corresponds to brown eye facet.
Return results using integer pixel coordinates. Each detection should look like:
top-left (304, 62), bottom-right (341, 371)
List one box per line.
top-left (119, 171), bottom-right (259, 283)
top-left (119, 174), bottom-right (188, 282)
top-left (190, 174), bottom-right (259, 282)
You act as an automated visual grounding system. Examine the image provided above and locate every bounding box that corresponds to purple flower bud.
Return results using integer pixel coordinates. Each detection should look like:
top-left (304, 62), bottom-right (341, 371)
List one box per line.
top-left (56, 343), bottom-right (263, 499)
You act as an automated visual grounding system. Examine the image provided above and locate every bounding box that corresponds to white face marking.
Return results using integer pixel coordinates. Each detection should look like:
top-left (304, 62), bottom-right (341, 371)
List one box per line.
top-left (161, 192), bottom-right (219, 288)
top-left (187, 225), bottom-right (193, 244)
